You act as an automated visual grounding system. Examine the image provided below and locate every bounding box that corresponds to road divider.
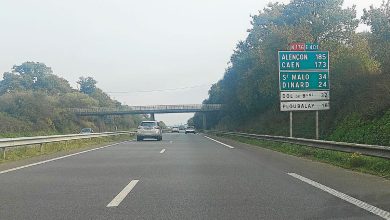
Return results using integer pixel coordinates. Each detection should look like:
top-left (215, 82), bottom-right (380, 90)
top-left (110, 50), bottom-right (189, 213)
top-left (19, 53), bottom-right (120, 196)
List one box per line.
top-left (288, 173), bottom-right (390, 220)
top-left (107, 179), bottom-right (139, 207)
top-left (204, 136), bottom-right (234, 149)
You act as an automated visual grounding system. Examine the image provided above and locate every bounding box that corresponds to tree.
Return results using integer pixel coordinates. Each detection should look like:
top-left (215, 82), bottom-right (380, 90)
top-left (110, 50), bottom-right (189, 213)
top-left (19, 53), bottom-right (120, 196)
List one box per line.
top-left (77, 77), bottom-right (97, 95)
top-left (0, 62), bottom-right (144, 136)
top-left (362, 0), bottom-right (390, 74)
top-left (0, 62), bottom-right (72, 95)
top-left (158, 121), bottom-right (167, 129)
top-left (188, 0), bottom-right (390, 139)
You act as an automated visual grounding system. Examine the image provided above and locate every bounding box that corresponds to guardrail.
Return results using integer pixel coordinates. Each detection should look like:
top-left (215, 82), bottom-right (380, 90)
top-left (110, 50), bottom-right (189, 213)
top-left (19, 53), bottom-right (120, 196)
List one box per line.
top-left (0, 131), bottom-right (136, 159)
top-left (209, 131), bottom-right (390, 159)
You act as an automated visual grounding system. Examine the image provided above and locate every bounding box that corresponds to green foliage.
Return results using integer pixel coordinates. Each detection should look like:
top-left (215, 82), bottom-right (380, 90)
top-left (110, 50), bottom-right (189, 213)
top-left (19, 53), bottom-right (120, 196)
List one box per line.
top-left (158, 121), bottom-right (167, 129)
top-left (0, 62), bottom-right (143, 136)
top-left (77, 76), bottom-right (97, 95)
top-left (191, 0), bottom-right (390, 145)
top-left (329, 111), bottom-right (390, 146)
top-left (362, 0), bottom-right (390, 74)
top-left (349, 153), bottom-right (366, 168)
top-left (221, 134), bottom-right (390, 178)
top-left (0, 62), bottom-right (72, 95)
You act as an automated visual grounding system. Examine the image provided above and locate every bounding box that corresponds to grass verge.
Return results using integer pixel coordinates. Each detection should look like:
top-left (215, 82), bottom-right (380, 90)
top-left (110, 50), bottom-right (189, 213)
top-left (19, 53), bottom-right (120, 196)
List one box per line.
top-left (218, 134), bottom-right (390, 179)
top-left (0, 134), bottom-right (133, 164)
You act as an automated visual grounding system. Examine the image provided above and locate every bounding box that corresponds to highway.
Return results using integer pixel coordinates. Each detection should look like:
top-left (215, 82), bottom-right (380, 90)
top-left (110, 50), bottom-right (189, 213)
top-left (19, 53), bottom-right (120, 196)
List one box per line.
top-left (0, 133), bottom-right (389, 219)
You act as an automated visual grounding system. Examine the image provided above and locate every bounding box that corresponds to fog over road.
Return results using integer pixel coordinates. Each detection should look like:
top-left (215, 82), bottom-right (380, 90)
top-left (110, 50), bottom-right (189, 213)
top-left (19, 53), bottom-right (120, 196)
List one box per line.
top-left (0, 133), bottom-right (389, 219)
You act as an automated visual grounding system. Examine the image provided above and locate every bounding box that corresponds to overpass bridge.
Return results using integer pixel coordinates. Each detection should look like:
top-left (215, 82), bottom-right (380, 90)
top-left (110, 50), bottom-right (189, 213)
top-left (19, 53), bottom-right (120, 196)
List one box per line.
top-left (69, 104), bottom-right (222, 128)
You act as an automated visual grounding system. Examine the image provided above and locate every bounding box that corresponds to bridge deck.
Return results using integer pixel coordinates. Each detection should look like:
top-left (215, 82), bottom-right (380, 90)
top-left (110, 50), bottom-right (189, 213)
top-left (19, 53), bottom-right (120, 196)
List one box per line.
top-left (70, 104), bottom-right (222, 116)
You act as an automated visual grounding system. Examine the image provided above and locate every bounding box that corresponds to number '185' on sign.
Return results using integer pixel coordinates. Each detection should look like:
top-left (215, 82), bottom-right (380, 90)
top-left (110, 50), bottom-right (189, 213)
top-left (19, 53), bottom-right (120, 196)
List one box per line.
top-left (278, 51), bottom-right (329, 71)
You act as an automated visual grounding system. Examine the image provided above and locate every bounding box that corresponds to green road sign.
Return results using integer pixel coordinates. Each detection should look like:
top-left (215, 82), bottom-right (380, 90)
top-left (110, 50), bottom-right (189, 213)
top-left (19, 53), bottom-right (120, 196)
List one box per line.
top-left (279, 51), bottom-right (329, 71)
top-left (279, 72), bottom-right (329, 91)
top-left (305, 43), bottom-right (319, 51)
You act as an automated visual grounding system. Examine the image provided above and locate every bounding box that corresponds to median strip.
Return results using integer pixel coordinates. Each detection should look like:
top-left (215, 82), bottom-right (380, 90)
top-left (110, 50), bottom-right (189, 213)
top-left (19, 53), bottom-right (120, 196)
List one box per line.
top-left (107, 179), bottom-right (139, 207)
top-left (204, 136), bottom-right (234, 149)
top-left (288, 173), bottom-right (390, 220)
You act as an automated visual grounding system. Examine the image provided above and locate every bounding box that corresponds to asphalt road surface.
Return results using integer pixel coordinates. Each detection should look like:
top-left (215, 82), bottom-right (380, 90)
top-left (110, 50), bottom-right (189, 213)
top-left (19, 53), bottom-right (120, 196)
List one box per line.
top-left (1, 133), bottom-right (389, 220)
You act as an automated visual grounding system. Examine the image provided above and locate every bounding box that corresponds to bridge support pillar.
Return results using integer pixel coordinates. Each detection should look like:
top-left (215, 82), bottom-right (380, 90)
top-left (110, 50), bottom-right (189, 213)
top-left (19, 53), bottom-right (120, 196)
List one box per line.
top-left (202, 113), bottom-right (207, 130)
top-left (150, 113), bottom-right (155, 121)
top-left (98, 115), bottom-right (105, 132)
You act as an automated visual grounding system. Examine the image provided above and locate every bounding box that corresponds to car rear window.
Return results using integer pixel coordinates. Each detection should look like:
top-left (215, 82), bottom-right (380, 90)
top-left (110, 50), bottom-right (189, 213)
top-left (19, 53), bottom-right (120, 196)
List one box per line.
top-left (141, 122), bottom-right (157, 127)
top-left (81, 128), bottom-right (92, 132)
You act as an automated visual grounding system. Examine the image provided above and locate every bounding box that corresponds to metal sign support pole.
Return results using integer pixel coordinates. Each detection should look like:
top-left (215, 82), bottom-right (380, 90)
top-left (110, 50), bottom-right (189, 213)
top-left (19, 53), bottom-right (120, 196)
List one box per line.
top-left (290, 111), bottom-right (293, 137)
top-left (316, 110), bottom-right (319, 139)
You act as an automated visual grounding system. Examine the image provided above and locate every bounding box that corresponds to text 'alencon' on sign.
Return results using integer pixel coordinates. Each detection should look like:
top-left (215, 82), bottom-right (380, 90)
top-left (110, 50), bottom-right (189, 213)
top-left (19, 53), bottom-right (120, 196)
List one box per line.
top-left (279, 51), bottom-right (329, 71)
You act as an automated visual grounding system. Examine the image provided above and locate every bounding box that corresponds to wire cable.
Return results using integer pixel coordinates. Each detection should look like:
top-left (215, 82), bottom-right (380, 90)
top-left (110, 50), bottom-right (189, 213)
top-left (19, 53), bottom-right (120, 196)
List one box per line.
top-left (106, 84), bottom-right (212, 94)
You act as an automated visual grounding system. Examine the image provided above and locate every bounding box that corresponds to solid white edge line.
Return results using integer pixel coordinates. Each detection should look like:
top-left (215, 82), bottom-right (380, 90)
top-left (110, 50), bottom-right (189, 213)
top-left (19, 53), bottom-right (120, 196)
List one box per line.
top-left (107, 179), bottom-right (139, 207)
top-left (160, 149), bottom-right (166, 154)
top-left (287, 173), bottom-right (390, 220)
top-left (0, 141), bottom-right (130, 175)
top-left (204, 136), bottom-right (234, 149)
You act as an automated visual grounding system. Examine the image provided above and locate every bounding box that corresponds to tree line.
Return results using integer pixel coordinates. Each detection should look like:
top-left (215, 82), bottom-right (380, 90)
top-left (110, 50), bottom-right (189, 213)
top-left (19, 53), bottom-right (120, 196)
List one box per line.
top-left (190, 0), bottom-right (390, 145)
top-left (0, 62), bottom-right (143, 137)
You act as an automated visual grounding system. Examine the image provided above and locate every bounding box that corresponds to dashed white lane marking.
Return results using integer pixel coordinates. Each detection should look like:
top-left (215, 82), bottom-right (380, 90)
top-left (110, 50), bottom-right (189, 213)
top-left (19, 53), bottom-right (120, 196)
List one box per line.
top-left (160, 149), bottom-right (166, 154)
top-left (204, 136), bottom-right (234, 149)
top-left (107, 180), bottom-right (139, 207)
top-left (288, 173), bottom-right (390, 220)
top-left (0, 141), bottom-right (129, 175)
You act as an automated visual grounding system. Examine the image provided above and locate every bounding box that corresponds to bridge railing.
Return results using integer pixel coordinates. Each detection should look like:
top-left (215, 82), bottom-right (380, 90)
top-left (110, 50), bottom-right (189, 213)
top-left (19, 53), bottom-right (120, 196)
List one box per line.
top-left (69, 104), bottom-right (222, 114)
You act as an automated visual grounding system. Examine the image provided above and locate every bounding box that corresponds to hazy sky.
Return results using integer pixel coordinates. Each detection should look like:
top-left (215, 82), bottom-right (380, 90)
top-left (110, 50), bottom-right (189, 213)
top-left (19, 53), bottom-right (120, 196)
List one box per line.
top-left (0, 0), bottom-right (381, 125)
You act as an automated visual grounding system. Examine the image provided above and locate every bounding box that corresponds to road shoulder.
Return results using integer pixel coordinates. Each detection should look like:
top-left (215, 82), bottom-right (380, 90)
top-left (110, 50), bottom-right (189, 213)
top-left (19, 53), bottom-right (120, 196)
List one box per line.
top-left (207, 134), bottom-right (390, 212)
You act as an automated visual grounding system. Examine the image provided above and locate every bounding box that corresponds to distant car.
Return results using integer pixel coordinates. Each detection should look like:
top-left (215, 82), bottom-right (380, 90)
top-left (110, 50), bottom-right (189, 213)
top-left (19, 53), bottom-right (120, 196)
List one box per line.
top-left (185, 126), bottom-right (196, 134)
top-left (172, 127), bottom-right (180, 133)
top-left (137, 121), bottom-right (162, 141)
top-left (80, 128), bottom-right (93, 134)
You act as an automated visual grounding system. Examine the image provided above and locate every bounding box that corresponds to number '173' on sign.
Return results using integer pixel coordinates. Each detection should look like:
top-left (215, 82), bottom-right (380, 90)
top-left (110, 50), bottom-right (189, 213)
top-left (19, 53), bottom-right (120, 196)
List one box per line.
top-left (279, 51), bottom-right (329, 71)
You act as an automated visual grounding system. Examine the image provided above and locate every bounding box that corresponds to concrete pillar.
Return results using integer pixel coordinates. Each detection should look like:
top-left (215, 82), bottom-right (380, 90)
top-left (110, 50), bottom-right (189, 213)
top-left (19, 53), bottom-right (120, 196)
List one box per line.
top-left (202, 113), bottom-right (207, 130)
top-left (150, 113), bottom-right (155, 121)
top-left (99, 115), bottom-right (104, 132)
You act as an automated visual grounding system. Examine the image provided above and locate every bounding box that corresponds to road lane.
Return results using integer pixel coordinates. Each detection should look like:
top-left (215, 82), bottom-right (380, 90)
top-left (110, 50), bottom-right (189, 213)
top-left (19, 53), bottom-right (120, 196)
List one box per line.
top-left (0, 133), bottom-right (388, 219)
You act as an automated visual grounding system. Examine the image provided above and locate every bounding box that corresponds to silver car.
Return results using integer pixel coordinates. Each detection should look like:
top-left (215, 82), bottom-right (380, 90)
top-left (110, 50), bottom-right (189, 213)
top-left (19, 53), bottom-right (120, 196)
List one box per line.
top-left (172, 126), bottom-right (180, 133)
top-left (137, 121), bottom-right (162, 141)
top-left (185, 126), bottom-right (196, 134)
